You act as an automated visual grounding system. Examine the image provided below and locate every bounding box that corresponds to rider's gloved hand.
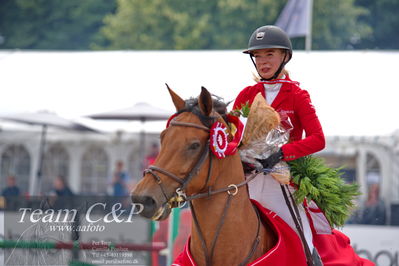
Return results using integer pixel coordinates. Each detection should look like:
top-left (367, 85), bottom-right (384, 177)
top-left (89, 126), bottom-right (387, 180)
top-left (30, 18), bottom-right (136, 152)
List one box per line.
top-left (242, 161), bottom-right (255, 174)
top-left (256, 149), bottom-right (284, 170)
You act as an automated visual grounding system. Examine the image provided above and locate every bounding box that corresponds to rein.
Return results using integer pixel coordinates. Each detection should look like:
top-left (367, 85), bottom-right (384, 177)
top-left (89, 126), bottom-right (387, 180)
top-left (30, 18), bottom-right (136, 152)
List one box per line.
top-left (281, 185), bottom-right (315, 266)
top-left (144, 113), bottom-right (261, 266)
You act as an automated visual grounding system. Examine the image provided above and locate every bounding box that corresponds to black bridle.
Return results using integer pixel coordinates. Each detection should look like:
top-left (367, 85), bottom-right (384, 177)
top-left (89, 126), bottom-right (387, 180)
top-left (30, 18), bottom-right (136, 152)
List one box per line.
top-left (143, 110), bottom-right (261, 266)
top-left (143, 119), bottom-right (213, 212)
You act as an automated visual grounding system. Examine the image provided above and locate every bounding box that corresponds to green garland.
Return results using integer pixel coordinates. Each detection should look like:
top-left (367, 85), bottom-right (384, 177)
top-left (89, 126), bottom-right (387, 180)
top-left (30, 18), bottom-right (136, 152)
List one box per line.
top-left (288, 156), bottom-right (361, 228)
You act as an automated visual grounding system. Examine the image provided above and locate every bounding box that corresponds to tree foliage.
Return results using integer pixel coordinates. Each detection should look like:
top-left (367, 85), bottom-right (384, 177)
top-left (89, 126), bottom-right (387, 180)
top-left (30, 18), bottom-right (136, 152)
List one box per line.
top-left (98, 0), bottom-right (282, 50)
top-left (0, 0), bottom-right (116, 49)
top-left (98, 0), bottom-right (372, 50)
top-left (0, 0), bottom-right (397, 50)
top-left (354, 0), bottom-right (399, 49)
top-left (312, 0), bottom-right (371, 49)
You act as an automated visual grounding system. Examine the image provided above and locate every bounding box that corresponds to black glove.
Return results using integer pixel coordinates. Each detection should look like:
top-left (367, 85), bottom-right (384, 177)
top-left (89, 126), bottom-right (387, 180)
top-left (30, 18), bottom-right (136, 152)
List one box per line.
top-left (256, 149), bottom-right (284, 170)
top-left (242, 161), bottom-right (255, 174)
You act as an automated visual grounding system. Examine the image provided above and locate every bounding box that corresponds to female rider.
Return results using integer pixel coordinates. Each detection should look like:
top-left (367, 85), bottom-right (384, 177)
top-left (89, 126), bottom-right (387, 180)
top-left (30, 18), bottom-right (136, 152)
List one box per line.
top-left (233, 25), bottom-right (324, 258)
top-left (233, 25), bottom-right (374, 266)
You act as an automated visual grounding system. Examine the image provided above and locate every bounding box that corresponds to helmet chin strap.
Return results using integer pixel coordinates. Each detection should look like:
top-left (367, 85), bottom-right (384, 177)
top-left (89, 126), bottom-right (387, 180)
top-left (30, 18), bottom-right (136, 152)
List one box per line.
top-left (250, 52), bottom-right (288, 81)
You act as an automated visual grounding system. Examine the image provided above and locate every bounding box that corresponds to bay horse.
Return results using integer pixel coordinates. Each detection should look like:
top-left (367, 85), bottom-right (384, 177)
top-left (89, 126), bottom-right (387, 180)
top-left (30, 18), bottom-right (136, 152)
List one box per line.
top-left (131, 86), bottom-right (308, 266)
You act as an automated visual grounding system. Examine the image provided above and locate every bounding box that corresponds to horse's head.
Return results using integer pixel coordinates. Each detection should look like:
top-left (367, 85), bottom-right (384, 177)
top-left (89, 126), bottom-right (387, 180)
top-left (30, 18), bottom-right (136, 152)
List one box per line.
top-left (131, 86), bottom-right (230, 220)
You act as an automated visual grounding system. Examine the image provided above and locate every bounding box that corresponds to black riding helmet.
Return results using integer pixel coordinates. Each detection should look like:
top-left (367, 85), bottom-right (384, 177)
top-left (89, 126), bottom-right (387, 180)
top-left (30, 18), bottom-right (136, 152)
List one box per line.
top-left (244, 25), bottom-right (293, 80)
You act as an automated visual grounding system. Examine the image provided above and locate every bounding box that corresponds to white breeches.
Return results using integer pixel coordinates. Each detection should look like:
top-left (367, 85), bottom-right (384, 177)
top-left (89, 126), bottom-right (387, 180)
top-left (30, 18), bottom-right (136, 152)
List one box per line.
top-left (248, 173), bottom-right (314, 252)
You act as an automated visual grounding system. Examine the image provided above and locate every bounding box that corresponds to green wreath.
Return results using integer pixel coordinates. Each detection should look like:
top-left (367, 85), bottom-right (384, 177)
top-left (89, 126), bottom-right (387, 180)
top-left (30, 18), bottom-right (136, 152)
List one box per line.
top-left (288, 156), bottom-right (361, 228)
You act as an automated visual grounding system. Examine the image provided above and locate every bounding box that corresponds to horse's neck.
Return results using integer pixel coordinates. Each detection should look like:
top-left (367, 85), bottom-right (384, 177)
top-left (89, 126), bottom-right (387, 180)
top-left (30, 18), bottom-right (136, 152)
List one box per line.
top-left (189, 155), bottom-right (274, 266)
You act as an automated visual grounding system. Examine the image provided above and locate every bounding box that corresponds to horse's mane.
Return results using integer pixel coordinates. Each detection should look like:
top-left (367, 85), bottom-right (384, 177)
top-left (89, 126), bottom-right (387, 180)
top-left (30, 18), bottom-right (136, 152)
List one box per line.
top-left (183, 97), bottom-right (228, 127)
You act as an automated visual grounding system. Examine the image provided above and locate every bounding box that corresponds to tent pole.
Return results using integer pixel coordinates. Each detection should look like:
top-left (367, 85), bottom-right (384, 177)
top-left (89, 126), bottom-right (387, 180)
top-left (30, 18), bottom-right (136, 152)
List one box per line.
top-left (139, 120), bottom-right (146, 172)
top-left (35, 124), bottom-right (47, 195)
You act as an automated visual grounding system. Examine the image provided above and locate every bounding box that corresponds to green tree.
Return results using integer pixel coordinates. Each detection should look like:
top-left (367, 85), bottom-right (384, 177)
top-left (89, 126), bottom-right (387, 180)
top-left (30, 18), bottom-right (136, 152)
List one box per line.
top-left (311, 0), bottom-right (371, 49)
top-left (213, 0), bottom-right (283, 49)
top-left (98, 0), bottom-right (213, 49)
top-left (98, 0), bottom-right (371, 50)
top-left (354, 0), bottom-right (399, 49)
top-left (98, 0), bottom-right (281, 50)
top-left (0, 0), bottom-right (381, 50)
top-left (0, 0), bottom-right (116, 49)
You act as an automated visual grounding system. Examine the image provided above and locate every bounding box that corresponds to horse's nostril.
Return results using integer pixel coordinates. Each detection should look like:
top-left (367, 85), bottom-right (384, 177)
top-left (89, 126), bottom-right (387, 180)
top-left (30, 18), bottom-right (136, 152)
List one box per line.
top-left (131, 195), bottom-right (154, 205)
top-left (142, 196), bottom-right (156, 207)
top-left (131, 195), bottom-right (157, 218)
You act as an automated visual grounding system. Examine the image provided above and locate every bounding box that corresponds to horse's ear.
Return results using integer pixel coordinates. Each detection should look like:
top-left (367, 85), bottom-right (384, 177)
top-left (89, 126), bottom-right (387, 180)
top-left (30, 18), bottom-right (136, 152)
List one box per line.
top-left (166, 83), bottom-right (185, 111)
top-left (198, 86), bottom-right (213, 116)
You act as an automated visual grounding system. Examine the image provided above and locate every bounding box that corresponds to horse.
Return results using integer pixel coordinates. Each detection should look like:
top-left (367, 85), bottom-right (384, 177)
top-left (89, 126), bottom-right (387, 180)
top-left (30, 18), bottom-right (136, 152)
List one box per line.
top-left (131, 86), bottom-right (309, 266)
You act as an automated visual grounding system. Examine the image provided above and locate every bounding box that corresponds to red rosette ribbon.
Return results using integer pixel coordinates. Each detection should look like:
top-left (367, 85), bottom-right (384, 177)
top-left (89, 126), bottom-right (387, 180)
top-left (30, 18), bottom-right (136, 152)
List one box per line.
top-left (167, 112), bottom-right (246, 159)
top-left (210, 122), bottom-right (229, 158)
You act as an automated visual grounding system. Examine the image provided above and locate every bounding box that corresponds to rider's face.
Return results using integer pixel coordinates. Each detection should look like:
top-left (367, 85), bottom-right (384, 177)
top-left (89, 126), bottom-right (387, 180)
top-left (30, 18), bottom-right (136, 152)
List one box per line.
top-left (252, 48), bottom-right (286, 80)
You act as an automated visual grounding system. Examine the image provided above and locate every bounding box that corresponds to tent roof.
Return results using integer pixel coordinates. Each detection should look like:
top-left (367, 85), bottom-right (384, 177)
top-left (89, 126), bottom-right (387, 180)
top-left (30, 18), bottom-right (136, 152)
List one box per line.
top-left (0, 110), bottom-right (98, 132)
top-left (87, 102), bottom-right (172, 121)
top-left (0, 50), bottom-right (398, 136)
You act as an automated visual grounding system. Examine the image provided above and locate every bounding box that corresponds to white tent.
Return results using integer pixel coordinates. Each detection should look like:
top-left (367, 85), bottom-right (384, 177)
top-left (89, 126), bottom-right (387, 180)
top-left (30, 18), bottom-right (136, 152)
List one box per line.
top-left (0, 111), bottom-right (99, 194)
top-left (0, 50), bottom-right (398, 136)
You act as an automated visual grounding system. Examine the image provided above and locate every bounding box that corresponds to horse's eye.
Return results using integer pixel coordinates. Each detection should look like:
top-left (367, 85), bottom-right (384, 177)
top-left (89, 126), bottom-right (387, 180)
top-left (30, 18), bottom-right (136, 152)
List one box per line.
top-left (188, 141), bottom-right (201, 151)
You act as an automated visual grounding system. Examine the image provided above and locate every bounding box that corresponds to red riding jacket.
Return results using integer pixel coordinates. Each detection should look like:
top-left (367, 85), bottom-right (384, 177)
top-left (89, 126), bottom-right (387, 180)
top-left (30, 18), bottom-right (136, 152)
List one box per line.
top-left (233, 76), bottom-right (325, 161)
